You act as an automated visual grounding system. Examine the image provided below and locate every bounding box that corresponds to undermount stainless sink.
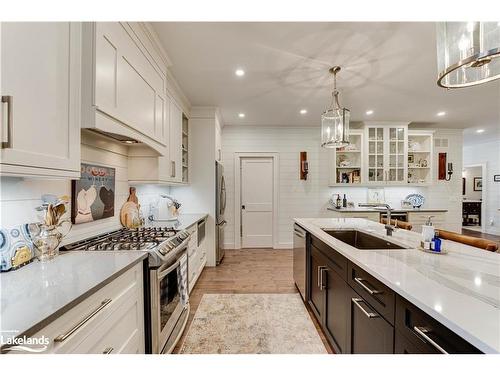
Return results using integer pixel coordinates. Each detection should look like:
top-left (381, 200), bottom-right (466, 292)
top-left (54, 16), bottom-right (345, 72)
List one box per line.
top-left (323, 230), bottom-right (407, 250)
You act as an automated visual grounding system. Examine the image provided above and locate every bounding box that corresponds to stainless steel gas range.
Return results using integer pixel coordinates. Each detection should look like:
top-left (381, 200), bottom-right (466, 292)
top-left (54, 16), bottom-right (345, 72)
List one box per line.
top-left (61, 227), bottom-right (190, 354)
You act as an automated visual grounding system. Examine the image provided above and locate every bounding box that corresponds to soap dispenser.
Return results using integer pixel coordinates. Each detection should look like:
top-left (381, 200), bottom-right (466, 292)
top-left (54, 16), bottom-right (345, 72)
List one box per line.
top-left (421, 216), bottom-right (435, 244)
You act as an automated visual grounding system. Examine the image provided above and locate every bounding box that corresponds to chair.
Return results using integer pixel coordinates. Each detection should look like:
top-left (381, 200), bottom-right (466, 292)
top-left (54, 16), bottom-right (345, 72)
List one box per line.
top-left (380, 218), bottom-right (412, 231)
top-left (436, 229), bottom-right (499, 252)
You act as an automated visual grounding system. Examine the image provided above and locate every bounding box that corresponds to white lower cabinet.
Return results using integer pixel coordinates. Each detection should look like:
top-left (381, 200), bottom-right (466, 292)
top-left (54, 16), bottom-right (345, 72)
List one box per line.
top-left (328, 211), bottom-right (381, 222)
top-left (187, 222), bottom-right (206, 293)
top-left (0, 22), bottom-right (81, 178)
top-left (33, 262), bottom-right (144, 354)
top-left (408, 212), bottom-right (446, 233)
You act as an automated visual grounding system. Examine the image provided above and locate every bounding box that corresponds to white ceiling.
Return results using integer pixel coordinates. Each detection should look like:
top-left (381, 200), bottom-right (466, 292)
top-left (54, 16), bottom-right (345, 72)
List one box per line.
top-left (152, 22), bottom-right (499, 135)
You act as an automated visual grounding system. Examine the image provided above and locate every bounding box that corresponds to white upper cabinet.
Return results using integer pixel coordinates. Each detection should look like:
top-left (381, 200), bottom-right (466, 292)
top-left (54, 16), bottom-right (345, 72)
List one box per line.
top-left (407, 130), bottom-right (434, 185)
top-left (169, 99), bottom-right (183, 182)
top-left (364, 123), bottom-right (408, 185)
top-left (328, 129), bottom-right (364, 186)
top-left (128, 95), bottom-right (189, 185)
top-left (82, 22), bottom-right (169, 153)
top-left (0, 22), bottom-right (81, 178)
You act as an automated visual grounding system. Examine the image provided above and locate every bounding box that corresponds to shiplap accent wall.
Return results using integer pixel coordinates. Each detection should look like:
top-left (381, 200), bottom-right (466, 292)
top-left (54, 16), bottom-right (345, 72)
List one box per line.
top-left (463, 138), bottom-right (500, 235)
top-left (0, 132), bottom-right (170, 244)
top-left (221, 126), bottom-right (463, 249)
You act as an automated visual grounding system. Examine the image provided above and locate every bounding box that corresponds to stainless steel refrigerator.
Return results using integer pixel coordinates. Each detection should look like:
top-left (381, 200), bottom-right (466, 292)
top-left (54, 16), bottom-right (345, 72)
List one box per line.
top-left (215, 161), bottom-right (226, 265)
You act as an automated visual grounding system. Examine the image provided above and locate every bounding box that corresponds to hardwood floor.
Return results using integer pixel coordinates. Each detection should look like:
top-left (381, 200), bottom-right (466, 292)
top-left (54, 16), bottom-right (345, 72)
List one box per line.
top-left (174, 249), bottom-right (333, 353)
top-left (462, 228), bottom-right (500, 245)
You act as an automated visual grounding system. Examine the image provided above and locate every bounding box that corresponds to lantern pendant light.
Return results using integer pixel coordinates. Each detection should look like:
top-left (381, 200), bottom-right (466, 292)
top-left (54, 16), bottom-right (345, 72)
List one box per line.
top-left (436, 22), bottom-right (500, 88)
top-left (321, 66), bottom-right (350, 148)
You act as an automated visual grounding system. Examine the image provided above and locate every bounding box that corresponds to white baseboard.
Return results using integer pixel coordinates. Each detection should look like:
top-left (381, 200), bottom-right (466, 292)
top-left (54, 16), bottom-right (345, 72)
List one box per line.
top-left (484, 227), bottom-right (500, 236)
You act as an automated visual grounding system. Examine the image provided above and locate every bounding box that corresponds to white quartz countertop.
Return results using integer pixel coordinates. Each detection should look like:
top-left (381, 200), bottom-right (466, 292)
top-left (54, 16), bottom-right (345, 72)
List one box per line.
top-left (294, 217), bottom-right (500, 353)
top-left (0, 252), bottom-right (147, 346)
top-left (173, 214), bottom-right (208, 230)
top-left (327, 207), bottom-right (448, 213)
top-left (147, 213), bottom-right (208, 230)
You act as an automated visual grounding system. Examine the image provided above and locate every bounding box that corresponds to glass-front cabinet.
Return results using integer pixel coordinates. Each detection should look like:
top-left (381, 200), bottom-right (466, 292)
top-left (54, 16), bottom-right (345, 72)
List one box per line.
top-left (328, 129), bottom-right (364, 186)
top-left (365, 123), bottom-right (408, 185)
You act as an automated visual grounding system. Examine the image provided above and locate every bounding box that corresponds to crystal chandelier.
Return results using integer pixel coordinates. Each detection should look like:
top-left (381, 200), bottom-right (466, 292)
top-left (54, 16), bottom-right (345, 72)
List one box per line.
top-left (321, 66), bottom-right (350, 148)
top-left (436, 22), bottom-right (500, 88)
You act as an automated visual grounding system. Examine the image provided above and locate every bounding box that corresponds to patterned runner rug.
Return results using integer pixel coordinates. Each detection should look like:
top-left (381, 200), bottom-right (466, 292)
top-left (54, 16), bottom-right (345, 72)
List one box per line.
top-left (180, 293), bottom-right (327, 354)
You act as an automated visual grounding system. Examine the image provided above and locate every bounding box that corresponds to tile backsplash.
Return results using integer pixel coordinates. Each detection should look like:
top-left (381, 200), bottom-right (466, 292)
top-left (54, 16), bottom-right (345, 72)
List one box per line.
top-left (0, 134), bottom-right (170, 244)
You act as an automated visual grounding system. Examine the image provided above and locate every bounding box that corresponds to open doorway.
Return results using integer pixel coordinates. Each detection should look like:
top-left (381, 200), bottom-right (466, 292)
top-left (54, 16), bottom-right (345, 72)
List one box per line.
top-left (462, 164), bottom-right (485, 233)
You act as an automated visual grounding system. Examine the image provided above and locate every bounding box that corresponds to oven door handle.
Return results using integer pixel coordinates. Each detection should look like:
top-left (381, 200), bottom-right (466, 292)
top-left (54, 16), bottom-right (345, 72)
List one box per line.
top-left (157, 260), bottom-right (181, 281)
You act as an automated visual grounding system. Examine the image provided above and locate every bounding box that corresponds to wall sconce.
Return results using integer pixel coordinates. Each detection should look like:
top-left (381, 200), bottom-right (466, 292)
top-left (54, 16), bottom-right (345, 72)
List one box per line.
top-left (438, 153), bottom-right (453, 181)
top-left (300, 152), bottom-right (308, 180)
top-left (445, 162), bottom-right (453, 181)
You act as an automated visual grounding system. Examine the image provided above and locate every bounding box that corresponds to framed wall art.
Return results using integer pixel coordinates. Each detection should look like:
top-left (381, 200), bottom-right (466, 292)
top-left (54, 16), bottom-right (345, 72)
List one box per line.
top-left (473, 177), bottom-right (482, 191)
top-left (71, 163), bottom-right (116, 224)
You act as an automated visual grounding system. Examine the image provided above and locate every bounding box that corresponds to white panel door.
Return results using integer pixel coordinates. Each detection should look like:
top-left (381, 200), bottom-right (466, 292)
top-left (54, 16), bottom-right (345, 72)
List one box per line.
top-left (241, 157), bottom-right (274, 248)
top-left (0, 22), bottom-right (81, 175)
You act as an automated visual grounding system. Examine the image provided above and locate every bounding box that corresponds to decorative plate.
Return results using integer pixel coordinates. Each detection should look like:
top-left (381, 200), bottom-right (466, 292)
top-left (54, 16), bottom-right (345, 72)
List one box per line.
top-left (405, 193), bottom-right (425, 208)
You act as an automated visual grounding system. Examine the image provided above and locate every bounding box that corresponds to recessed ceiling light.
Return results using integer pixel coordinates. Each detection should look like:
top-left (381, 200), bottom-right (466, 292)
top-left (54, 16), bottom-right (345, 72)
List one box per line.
top-left (476, 129), bottom-right (485, 133)
top-left (300, 109), bottom-right (307, 115)
top-left (437, 111), bottom-right (446, 116)
top-left (366, 110), bottom-right (374, 115)
top-left (235, 69), bottom-right (245, 77)
top-left (125, 140), bottom-right (135, 144)
top-left (238, 113), bottom-right (245, 118)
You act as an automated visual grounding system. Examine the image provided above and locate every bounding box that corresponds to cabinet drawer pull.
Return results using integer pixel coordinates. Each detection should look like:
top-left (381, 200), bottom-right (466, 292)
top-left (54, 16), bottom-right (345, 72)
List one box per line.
top-left (1, 95), bottom-right (13, 149)
top-left (102, 347), bottom-right (114, 354)
top-left (413, 326), bottom-right (448, 354)
top-left (54, 298), bottom-right (112, 342)
top-left (317, 266), bottom-right (326, 288)
top-left (352, 298), bottom-right (379, 319)
top-left (171, 161), bottom-right (176, 178)
top-left (354, 277), bottom-right (382, 295)
top-left (293, 229), bottom-right (306, 238)
top-left (319, 267), bottom-right (327, 291)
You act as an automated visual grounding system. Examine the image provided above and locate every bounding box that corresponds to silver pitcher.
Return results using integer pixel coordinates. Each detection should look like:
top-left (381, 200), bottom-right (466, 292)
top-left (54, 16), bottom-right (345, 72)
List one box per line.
top-left (30, 220), bottom-right (72, 262)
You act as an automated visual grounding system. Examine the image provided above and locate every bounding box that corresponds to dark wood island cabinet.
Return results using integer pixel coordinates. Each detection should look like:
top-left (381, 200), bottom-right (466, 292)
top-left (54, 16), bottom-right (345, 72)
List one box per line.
top-left (305, 233), bottom-right (482, 354)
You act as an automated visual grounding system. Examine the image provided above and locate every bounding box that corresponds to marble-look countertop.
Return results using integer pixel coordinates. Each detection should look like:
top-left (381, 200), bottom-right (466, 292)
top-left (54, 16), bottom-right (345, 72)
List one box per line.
top-left (0, 252), bottom-right (147, 346)
top-left (327, 207), bottom-right (448, 213)
top-left (147, 213), bottom-right (208, 230)
top-left (294, 218), bottom-right (500, 353)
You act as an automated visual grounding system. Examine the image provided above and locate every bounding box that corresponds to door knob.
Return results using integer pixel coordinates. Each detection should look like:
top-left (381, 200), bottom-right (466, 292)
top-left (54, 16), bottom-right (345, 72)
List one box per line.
top-left (241, 205), bottom-right (245, 209)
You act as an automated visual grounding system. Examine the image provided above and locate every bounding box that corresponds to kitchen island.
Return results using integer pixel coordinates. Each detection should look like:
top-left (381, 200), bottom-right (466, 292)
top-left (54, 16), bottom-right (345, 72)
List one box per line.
top-left (294, 218), bottom-right (500, 354)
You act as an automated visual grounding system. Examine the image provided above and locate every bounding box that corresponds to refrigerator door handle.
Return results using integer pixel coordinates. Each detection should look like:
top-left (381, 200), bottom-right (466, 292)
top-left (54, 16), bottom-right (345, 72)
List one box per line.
top-left (220, 175), bottom-right (227, 214)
